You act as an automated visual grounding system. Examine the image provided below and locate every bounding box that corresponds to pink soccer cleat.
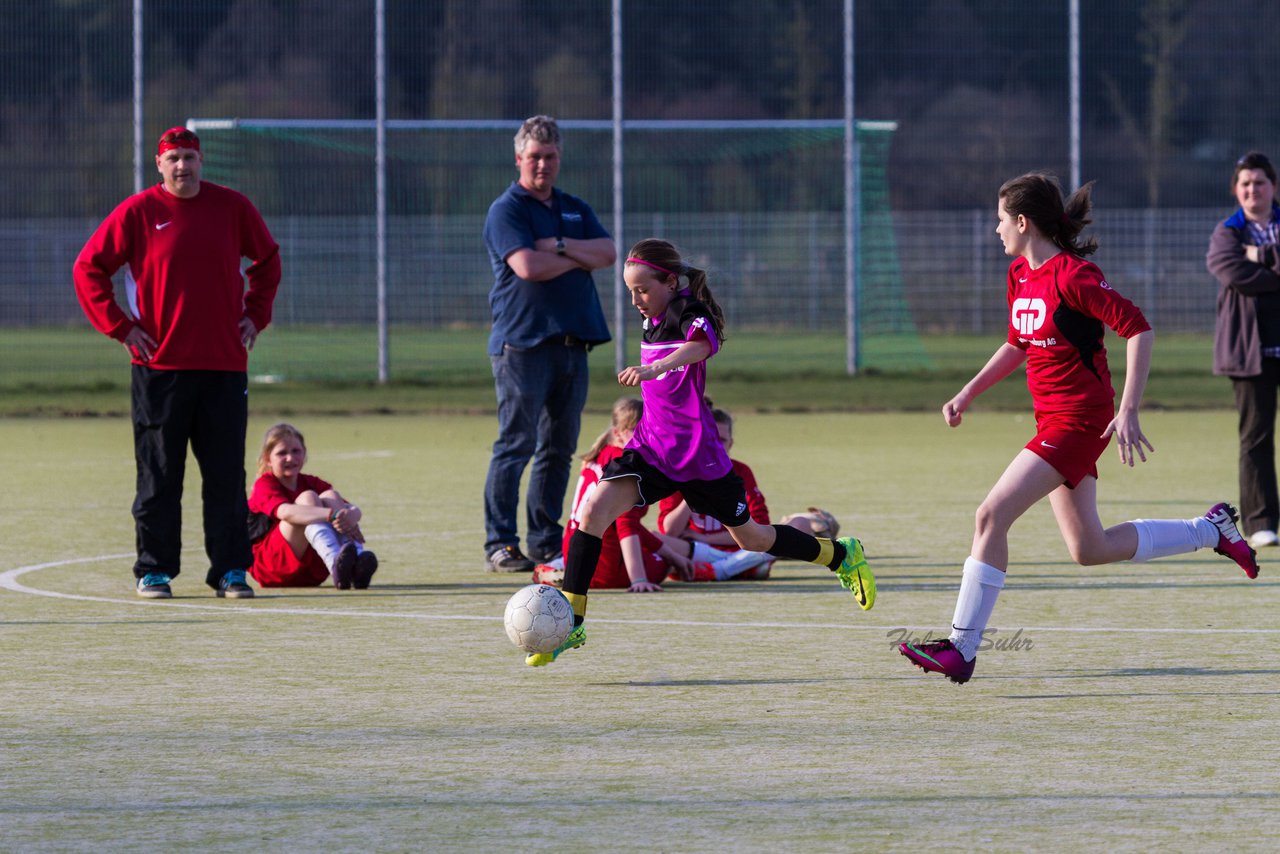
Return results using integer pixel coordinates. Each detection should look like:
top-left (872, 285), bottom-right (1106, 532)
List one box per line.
top-left (899, 639), bottom-right (976, 684)
top-left (1205, 502), bottom-right (1260, 579)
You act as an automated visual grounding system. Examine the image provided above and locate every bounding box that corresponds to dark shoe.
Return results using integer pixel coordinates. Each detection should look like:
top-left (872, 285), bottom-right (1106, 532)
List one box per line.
top-left (353, 550), bottom-right (379, 589)
top-left (487, 545), bottom-right (535, 573)
top-left (136, 572), bottom-right (173, 599)
top-left (216, 569), bottom-right (255, 599)
top-left (529, 546), bottom-right (563, 564)
top-left (332, 542), bottom-right (358, 590)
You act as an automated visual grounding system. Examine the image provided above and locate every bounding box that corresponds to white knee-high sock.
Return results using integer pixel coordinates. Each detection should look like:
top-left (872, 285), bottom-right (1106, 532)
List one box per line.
top-left (949, 557), bottom-right (1006, 662)
top-left (1130, 518), bottom-right (1217, 562)
top-left (304, 523), bottom-right (343, 570)
top-left (690, 543), bottom-right (771, 580)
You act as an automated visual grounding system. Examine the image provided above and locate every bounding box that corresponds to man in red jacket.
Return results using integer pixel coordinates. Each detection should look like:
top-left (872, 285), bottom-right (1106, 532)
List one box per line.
top-left (73, 126), bottom-right (281, 600)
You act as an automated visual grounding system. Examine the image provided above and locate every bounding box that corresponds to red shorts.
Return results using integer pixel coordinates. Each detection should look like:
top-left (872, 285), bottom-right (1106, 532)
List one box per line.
top-left (1025, 412), bottom-right (1112, 489)
top-left (249, 527), bottom-right (331, 587)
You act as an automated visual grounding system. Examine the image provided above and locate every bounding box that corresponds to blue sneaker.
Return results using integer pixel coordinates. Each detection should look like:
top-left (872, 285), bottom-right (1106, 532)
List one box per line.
top-left (525, 624), bottom-right (586, 667)
top-left (136, 572), bottom-right (173, 599)
top-left (216, 569), bottom-right (255, 599)
top-left (834, 536), bottom-right (875, 610)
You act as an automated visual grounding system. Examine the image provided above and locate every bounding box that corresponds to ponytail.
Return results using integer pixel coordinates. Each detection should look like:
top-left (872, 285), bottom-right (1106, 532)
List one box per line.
top-left (683, 263), bottom-right (727, 344)
top-left (999, 172), bottom-right (1098, 258)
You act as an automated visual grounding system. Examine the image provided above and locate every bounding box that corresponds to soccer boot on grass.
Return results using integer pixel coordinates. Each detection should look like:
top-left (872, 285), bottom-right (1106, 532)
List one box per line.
top-left (216, 569), bottom-right (255, 599)
top-left (136, 572), bottom-right (173, 599)
top-left (525, 623), bottom-right (586, 667)
top-left (353, 549), bottom-right (379, 589)
top-left (1205, 502), bottom-right (1260, 579)
top-left (899, 638), bottom-right (975, 684)
top-left (834, 536), bottom-right (875, 610)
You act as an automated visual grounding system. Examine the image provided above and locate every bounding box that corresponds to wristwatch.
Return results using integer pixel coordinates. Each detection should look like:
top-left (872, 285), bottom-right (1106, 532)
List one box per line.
top-left (555, 238), bottom-right (566, 256)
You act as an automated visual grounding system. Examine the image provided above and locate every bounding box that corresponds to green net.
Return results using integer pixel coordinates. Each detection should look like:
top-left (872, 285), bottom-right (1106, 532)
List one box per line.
top-left (190, 119), bottom-right (929, 382)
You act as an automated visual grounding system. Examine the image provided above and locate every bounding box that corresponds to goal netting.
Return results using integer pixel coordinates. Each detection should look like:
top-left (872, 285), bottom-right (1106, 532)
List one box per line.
top-left (189, 118), bottom-right (926, 382)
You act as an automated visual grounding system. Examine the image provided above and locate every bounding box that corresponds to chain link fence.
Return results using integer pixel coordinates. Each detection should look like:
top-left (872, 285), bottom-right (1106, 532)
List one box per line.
top-left (1, 1), bottom-right (1272, 384)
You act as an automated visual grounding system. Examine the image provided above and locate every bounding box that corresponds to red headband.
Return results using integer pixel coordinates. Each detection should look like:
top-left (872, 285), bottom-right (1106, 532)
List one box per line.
top-left (626, 257), bottom-right (678, 277)
top-left (157, 127), bottom-right (200, 155)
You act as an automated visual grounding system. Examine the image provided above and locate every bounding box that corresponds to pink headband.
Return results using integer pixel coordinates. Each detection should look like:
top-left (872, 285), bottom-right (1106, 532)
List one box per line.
top-left (626, 257), bottom-right (678, 277)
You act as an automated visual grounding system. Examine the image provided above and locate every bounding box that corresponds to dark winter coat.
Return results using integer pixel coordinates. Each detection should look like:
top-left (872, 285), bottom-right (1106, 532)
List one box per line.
top-left (1207, 205), bottom-right (1280, 377)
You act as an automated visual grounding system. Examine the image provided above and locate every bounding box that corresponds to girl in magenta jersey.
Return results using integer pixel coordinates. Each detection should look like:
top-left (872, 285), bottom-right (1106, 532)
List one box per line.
top-left (900, 173), bottom-right (1260, 685)
top-left (523, 238), bottom-right (875, 667)
top-left (247, 423), bottom-right (378, 590)
top-left (535, 396), bottom-right (694, 592)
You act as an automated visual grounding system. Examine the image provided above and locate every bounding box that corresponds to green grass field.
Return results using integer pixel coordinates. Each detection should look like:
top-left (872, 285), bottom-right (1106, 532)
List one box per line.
top-left (1, 411), bottom-right (1275, 851)
top-left (0, 327), bottom-right (1233, 416)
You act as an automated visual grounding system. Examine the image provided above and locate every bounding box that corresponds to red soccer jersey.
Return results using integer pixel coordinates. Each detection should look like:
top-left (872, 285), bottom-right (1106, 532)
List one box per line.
top-left (73, 181), bottom-right (281, 372)
top-left (1005, 253), bottom-right (1150, 417)
top-left (656, 459), bottom-right (769, 550)
top-left (249, 472), bottom-right (334, 527)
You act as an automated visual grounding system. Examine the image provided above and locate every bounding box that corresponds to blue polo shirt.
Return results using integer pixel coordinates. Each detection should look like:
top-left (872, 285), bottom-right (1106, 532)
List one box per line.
top-left (483, 181), bottom-right (613, 356)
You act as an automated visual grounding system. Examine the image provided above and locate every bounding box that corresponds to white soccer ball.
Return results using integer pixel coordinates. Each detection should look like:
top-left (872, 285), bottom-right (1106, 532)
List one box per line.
top-left (504, 583), bottom-right (574, 654)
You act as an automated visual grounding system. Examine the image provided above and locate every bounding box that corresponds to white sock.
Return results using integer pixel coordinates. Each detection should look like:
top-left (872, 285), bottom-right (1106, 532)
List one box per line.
top-left (949, 556), bottom-right (1006, 662)
top-left (1130, 518), bottom-right (1217, 562)
top-left (708, 548), bottom-right (772, 580)
top-left (304, 523), bottom-right (343, 570)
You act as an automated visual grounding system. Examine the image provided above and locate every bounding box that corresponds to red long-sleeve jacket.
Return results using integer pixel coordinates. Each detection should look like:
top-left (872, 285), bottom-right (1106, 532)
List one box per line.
top-left (73, 181), bottom-right (281, 372)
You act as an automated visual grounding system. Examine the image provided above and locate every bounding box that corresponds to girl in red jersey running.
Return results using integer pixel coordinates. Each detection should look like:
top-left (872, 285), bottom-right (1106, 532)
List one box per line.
top-left (247, 423), bottom-right (378, 590)
top-left (900, 173), bottom-right (1260, 684)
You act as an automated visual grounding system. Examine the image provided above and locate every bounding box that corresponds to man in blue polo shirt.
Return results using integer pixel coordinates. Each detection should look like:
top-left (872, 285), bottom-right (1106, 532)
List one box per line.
top-left (482, 115), bottom-right (616, 572)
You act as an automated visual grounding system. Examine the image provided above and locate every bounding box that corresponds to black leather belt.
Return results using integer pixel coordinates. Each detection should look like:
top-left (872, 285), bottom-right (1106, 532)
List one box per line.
top-left (546, 334), bottom-right (589, 349)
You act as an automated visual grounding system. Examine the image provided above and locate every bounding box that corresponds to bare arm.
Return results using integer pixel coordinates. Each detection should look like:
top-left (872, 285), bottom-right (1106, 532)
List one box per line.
top-left (275, 491), bottom-right (363, 536)
top-left (661, 501), bottom-right (691, 537)
top-left (560, 236), bottom-right (617, 271)
top-left (505, 246), bottom-right (586, 282)
top-left (942, 342), bottom-right (1027, 427)
top-left (618, 339), bottom-right (712, 387)
top-left (619, 533), bottom-right (662, 592)
top-left (1101, 328), bottom-right (1156, 466)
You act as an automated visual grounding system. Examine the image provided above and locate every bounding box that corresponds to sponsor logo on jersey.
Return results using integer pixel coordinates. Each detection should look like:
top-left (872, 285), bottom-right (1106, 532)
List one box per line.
top-left (1011, 297), bottom-right (1047, 335)
top-left (155, 221), bottom-right (173, 230)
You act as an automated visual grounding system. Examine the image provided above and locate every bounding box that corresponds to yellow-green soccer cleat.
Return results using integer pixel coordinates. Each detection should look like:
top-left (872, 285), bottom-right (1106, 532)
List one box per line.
top-left (834, 536), bottom-right (875, 610)
top-left (525, 623), bottom-right (586, 667)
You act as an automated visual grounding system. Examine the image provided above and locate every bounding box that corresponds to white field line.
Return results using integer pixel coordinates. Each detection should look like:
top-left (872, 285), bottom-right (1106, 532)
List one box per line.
top-left (2, 553), bottom-right (1279, 634)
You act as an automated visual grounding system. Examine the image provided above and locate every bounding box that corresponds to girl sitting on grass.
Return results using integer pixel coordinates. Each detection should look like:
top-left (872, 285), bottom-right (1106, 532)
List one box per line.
top-left (247, 422), bottom-right (378, 590)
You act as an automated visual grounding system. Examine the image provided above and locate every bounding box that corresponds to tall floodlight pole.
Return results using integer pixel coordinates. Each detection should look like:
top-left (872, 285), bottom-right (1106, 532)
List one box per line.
top-left (133, 0), bottom-right (144, 193)
top-left (612, 0), bottom-right (626, 374)
top-left (375, 0), bottom-right (389, 383)
top-left (1069, 0), bottom-right (1081, 191)
top-left (844, 0), bottom-right (860, 375)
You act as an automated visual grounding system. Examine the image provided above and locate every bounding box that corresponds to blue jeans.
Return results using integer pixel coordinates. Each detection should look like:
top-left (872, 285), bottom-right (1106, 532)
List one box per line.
top-left (483, 339), bottom-right (590, 557)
